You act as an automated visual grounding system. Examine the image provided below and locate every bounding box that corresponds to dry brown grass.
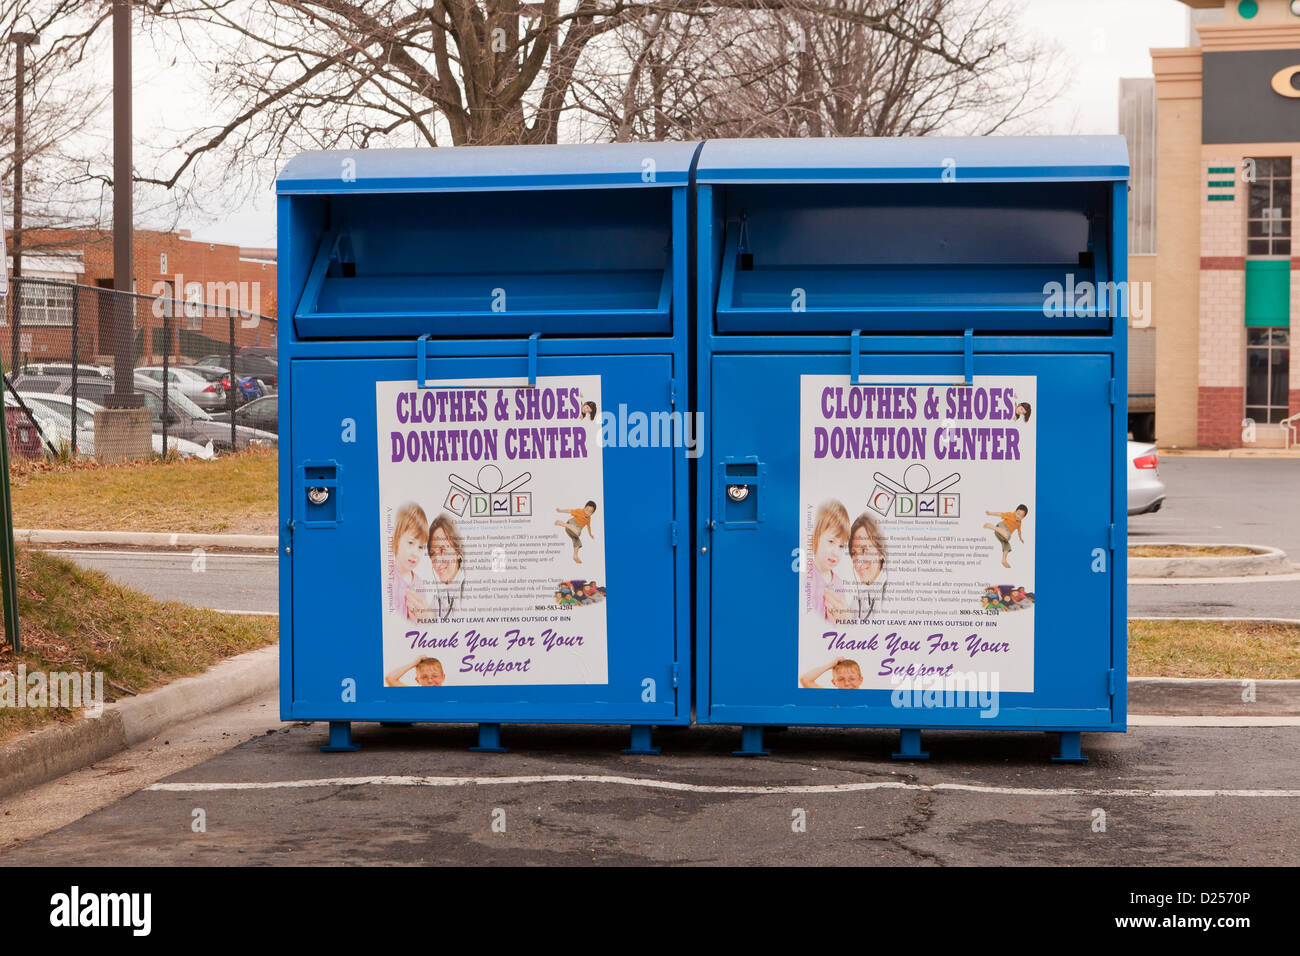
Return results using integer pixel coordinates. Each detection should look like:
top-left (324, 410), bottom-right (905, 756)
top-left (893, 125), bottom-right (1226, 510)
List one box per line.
top-left (0, 546), bottom-right (276, 743)
top-left (8, 447), bottom-right (278, 535)
top-left (1128, 619), bottom-right (1300, 679)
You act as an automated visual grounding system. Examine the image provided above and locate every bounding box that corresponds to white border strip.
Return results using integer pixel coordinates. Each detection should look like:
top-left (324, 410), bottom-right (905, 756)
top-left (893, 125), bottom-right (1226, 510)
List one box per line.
top-left (147, 774), bottom-right (1300, 798)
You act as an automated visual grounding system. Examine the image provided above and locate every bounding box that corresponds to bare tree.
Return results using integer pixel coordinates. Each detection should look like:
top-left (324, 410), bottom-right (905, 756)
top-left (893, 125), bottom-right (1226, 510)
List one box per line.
top-left (0, 0), bottom-right (197, 246)
top-left (133, 1), bottom-right (1034, 192)
top-left (3, 1), bottom-right (1068, 232)
top-left (577, 0), bottom-right (1063, 143)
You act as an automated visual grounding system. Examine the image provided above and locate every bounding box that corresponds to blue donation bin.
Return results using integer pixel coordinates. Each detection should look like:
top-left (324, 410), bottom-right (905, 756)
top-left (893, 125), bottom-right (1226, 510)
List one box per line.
top-left (694, 137), bottom-right (1129, 761)
top-left (277, 143), bottom-right (699, 754)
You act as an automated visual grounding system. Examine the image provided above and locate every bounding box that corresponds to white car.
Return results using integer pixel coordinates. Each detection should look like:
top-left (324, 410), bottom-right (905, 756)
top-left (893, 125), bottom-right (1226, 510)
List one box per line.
top-left (135, 366), bottom-right (228, 411)
top-left (18, 392), bottom-right (215, 460)
top-left (19, 362), bottom-right (114, 380)
top-left (1127, 441), bottom-right (1165, 516)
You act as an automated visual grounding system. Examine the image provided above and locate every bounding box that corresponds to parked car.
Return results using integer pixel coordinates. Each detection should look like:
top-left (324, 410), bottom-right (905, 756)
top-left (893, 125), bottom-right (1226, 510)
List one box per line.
top-left (18, 362), bottom-right (114, 380)
top-left (209, 393), bottom-right (277, 434)
top-left (19, 392), bottom-right (216, 460)
top-left (135, 365), bottom-right (229, 411)
top-left (19, 376), bottom-right (275, 452)
top-left (7, 393), bottom-right (86, 456)
top-left (197, 351), bottom-right (277, 388)
top-left (184, 364), bottom-right (264, 405)
top-left (4, 400), bottom-right (46, 460)
top-left (1127, 441), bottom-right (1166, 516)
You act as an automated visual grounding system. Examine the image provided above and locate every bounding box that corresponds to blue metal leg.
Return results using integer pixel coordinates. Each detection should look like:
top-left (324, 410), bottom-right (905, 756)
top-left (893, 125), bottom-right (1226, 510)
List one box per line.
top-left (1052, 731), bottom-right (1089, 763)
top-left (892, 728), bottom-right (929, 761)
top-left (320, 721), bottom-right (360, 753)
top-left (622, 725), bottom-right (661, 755)
top-left (733, 725), bottom-right (770, 757)
top-left (469, 722), bottom-right (508, 753)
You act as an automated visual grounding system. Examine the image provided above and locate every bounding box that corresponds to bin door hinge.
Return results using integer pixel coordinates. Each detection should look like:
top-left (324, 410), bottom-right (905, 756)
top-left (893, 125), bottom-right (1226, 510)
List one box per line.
top-left (671, 663), bottom-right (680, 689)
top-left (1108, 378), bottom-right (1117, 405)
top-left (1107, 668), bottom-right (1117, 696)
top-left (669, 521), bottom-right (679, 548)
top-left (1108, 523), bottom-right (1118, 551)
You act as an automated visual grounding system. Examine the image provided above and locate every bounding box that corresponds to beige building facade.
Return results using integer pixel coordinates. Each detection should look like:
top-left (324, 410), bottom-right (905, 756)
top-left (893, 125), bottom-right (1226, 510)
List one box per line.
top-left (1144, 0), bottom-right (1299, 448)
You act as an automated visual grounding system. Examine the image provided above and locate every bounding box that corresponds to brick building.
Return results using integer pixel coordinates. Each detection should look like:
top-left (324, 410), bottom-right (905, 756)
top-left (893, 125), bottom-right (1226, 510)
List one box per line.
top-left (1134, 0), bottom-right (1299, 449)
top-left (4, 228), bottom-right (277, 368)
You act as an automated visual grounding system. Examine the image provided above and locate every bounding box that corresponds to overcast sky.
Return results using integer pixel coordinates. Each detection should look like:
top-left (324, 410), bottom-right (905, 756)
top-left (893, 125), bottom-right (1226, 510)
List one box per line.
top-left (183, 0), bottom-right (1191, 249)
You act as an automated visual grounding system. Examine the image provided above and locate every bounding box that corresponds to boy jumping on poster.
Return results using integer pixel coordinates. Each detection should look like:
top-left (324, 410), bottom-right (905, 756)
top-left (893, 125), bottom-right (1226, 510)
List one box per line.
top-left (555, 501), bottom-right (597, 564)
top-left (983, 504), bottom-right (1028, 569)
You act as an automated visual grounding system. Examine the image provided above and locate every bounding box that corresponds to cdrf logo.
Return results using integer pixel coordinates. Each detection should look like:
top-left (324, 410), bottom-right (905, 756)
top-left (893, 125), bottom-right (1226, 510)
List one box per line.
top-left (443, 464), bottom-right (532, 519)
top-left (49, 886), bottom-right (151, 936)
top-left (867, 464), bottom-right (961, 519)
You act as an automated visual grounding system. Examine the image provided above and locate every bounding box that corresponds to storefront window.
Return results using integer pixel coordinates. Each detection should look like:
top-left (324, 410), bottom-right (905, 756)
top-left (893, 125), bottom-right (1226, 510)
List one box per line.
top-left (1245, 327), bottom-right (1290, 424)
top-left (1247, 158), bottom-right (1291, 256)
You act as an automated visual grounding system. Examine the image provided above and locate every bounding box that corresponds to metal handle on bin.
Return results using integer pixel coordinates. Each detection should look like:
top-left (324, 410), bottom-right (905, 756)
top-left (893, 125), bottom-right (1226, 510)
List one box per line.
top-left (850, 328), bottom-right (975, 387)
top-left (418, 332), bottom-right (541, 389)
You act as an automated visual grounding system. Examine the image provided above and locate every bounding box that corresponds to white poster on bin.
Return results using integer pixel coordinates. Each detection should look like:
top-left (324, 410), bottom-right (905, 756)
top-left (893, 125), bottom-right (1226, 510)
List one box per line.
top-left (797, 375), bottom-right (1037, 695)
top-left (376, 375), bottom-right (608, 687)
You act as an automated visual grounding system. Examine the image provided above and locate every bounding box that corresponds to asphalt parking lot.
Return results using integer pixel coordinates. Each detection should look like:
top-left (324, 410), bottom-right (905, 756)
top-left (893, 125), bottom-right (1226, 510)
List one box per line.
top-left (3, 715), bottom-right (1297, 866)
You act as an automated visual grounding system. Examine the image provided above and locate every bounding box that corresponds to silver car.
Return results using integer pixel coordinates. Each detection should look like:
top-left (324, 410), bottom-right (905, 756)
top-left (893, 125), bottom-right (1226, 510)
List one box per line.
top-left (1127, 441), bottom-right (1166, 516)
top-left (135, 365), bottom-right (228, 411)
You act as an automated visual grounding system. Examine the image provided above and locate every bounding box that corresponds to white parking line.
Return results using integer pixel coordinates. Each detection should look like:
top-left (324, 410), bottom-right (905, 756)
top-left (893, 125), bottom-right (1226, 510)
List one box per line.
top-left (1130, 571), bottom-right (1300, 584)
top-left (147, 775), bottom-right (1300, 798)
top-left (1128, 715), bottom-right (1300, 727)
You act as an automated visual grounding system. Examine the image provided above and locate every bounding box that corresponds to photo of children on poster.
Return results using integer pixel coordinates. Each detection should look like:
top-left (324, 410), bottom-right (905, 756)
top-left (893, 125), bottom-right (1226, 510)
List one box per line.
top-left (798, 375), bottom-right (1037, 693)
top-left (377, 375), bottom-right (608, 686)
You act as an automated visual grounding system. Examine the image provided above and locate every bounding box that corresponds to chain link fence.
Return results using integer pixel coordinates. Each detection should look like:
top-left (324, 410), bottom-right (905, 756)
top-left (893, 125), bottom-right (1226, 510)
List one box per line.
top-left (1, 276), bottom-right (278, 462)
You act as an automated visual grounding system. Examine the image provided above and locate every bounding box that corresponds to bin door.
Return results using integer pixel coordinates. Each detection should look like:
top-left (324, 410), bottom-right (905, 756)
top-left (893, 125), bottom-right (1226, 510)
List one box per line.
top-left (287, 353), bottom-right (682, 724)
top-left (706, 352), bottom-right (1116, 730)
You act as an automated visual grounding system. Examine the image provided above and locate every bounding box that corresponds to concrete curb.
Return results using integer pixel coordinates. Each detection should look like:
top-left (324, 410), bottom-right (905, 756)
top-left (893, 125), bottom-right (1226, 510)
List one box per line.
top-left (1128, 542), bottom-right (1291, 578)
top-left (15, 528), bottom-right (278, 551)
top-left (1128, 677), bottom-right (1300, 717)
top-left (1158, 448), bottom-right (1300, 459)
top-left (0, 645), bottom-right (278, 802)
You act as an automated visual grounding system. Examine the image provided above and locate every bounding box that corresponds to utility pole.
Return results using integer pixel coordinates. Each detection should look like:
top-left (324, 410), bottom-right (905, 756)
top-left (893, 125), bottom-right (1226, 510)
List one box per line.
top-left (95, 0), bottom-right (151, 462)
top-left (107, 0), bottom-right (140, 409)
top-left (1, 21), bottom-right (39, 651)
top-left (8, 22), bottom-right (38, 375)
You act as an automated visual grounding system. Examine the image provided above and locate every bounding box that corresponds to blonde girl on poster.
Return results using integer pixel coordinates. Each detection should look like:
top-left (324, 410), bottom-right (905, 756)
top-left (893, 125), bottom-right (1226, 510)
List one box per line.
top-left (807, 500), bottom-right (850, 624)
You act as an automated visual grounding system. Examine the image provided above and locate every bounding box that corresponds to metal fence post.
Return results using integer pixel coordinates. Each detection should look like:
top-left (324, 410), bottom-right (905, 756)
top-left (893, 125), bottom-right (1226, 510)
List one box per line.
top-left (161, 303), bottom-right (169, 457)
top-left (0, 359), bottom-right (20, 653)
top-left (229, 311), bottom-right (237, 452)
top-left (70, 283), bottom-right (79, 454)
